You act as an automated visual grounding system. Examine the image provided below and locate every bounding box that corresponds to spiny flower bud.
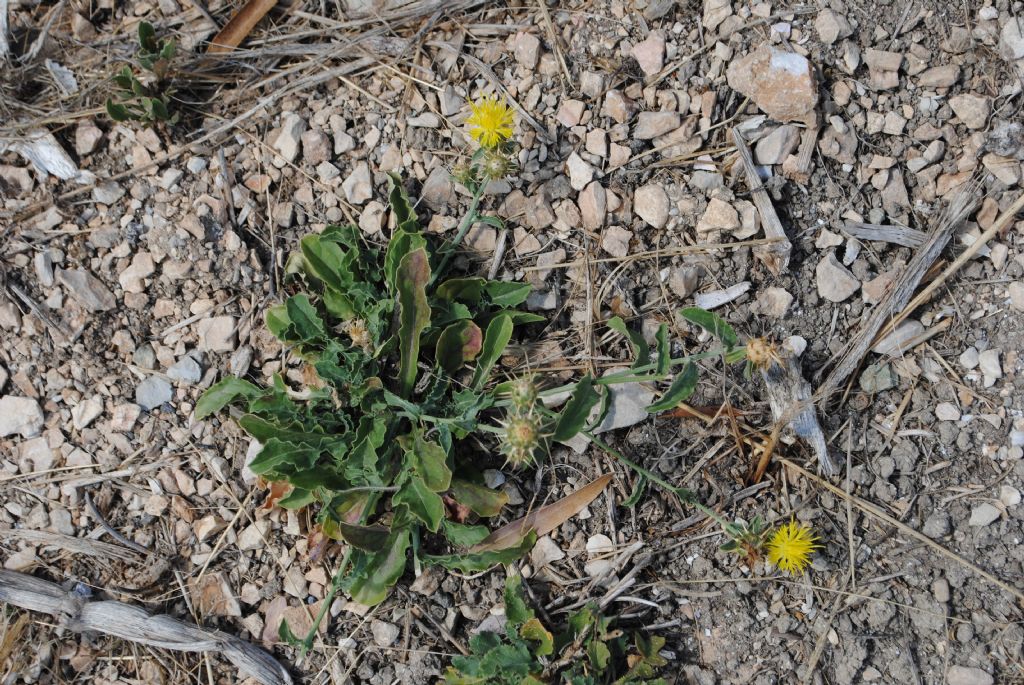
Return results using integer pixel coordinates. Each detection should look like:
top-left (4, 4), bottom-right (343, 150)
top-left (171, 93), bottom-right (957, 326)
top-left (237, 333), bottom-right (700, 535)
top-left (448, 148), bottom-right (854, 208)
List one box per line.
top-left (508, 375), bottom-right (538, 411)
top-left (502, 411), bottom-right (542, 467)
top-left (480, 148), bottom-right (517, 181)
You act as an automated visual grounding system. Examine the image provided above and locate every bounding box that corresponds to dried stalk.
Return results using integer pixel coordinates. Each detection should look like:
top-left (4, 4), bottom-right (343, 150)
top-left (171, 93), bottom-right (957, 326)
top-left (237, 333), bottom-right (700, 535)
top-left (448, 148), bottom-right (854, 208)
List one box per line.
top-left (817, 180), bottom-right (980, 401)
top-left (0, 570), bottom-right (292, 685)
top-left (731, 127), bottom-right (792, 275)
top-left (842, 221), bottom-right (926, 248)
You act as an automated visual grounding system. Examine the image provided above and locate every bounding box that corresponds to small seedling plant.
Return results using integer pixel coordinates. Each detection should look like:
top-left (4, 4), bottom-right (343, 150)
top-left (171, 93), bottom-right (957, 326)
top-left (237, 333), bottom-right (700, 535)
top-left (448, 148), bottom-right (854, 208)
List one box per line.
top-left (445, 575), bottom-right (667, 685)
top-left (106, 21), bottom-right (179, 126)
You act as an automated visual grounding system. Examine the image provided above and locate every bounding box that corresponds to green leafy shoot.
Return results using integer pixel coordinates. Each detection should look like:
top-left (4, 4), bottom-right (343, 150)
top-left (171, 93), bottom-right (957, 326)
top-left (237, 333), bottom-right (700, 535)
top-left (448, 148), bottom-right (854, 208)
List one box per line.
top-left (106, 21), bottom-right (179, 126)
top-left (444, 574), bottom-right (667, 685)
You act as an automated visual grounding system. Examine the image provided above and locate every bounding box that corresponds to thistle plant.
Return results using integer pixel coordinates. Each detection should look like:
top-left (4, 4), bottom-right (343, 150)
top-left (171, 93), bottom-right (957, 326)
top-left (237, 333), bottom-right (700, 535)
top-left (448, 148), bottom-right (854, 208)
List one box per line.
top-left (106, 21), bottom-right (179, 126)
top-left (444, 575), bottom-right (667, 685)
top-left (194, 95), bottom-right (821, 652)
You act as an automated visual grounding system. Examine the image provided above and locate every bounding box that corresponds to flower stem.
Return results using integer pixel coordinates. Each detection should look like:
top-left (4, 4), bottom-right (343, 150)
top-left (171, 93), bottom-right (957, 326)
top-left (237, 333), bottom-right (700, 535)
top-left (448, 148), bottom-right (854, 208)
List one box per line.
top-left (432, 183), bottom-right (485, 284)
top-left (299, 546), bottom-right (354, 653)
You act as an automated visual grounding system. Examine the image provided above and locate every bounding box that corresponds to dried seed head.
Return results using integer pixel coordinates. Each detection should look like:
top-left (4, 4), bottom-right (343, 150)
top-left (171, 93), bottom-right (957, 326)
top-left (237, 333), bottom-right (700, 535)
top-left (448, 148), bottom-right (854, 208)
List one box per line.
top-left (508, 375), bottom-right (539, 411)
top-left (745, 337), bottom-right (783, 370)
top-left (345, 319), bottom-right (372, 352)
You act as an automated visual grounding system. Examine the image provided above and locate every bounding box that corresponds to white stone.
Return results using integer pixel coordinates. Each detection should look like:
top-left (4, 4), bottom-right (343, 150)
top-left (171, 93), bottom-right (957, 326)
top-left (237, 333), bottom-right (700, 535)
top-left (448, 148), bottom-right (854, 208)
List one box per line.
top-left (117, 252), bottom-right (155, 294)
top-left (968, 503), bottom-right (1001, 527)
top-left (565, 152), bottom-right (595, 191)
top-left (579, 181), bottom-right (607, 230)
top-left (695, 198), bottom-right (740, 234)
top-left (632, 32), bottom-right (665, 75)
top-left (634, 184), bottom-right (670, 228)
top-left (274, 113), bottom-right (306, 163)
top-left (197, 316), bottom-right (237, 353)
top-left (815, 252), bottom-right (860, 302)
top-left (0, 397), bottom-right (44, 438)
top-left (949, 94), bottom-right (990, 130)
top-left (71, 397), bottom-right (103, 430)
top-left (978, 349), bottom-right (1002, 380)
top-left (531, 535), bottom-right (565, 570)
top-left (999, 485), bottom-right (1021, 507)
top-left (935, 402), bottom-right (960, 421)
top-left (370, 620), bottom-right (400, 648)
top-left (634, 111), bottom-right (680, 139)
top-left (601, 225), bottom-right (632, 257)
top-left (135, 377), bottom-right (172, 411)
top-left (342, 162), bottom-right (373, 205)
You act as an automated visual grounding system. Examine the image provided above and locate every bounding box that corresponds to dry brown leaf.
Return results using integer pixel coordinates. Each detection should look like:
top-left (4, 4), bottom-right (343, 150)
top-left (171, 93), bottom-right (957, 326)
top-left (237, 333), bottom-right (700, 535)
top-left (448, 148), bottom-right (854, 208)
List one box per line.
top-left (470, 474), bottom-right (613, 553)
top-left (207, 0), bottom-right (277, 54)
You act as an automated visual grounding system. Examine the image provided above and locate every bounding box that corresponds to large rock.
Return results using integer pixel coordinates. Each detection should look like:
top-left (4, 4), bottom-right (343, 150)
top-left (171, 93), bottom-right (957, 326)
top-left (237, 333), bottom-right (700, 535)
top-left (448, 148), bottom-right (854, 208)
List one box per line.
top-left (0, 396), bottom-right (45, 438)
top-left (726, 44), bottom-right (818, 124)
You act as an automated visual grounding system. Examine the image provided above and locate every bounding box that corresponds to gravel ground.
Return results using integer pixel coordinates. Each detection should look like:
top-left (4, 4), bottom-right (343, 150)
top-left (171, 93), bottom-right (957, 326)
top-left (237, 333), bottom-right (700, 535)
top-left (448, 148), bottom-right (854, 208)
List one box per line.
top-left (2, 0), bottom-right (1024, 683)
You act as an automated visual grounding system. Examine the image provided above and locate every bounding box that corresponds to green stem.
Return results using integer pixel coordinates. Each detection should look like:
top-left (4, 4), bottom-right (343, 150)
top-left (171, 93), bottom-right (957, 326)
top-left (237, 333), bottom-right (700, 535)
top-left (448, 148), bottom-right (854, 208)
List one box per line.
top-left (432, 183), bottom-right (485, 284)
top-left (300, 546), bottom-right (354, 652)
top-left (587, 433), bottom-right (730, 529)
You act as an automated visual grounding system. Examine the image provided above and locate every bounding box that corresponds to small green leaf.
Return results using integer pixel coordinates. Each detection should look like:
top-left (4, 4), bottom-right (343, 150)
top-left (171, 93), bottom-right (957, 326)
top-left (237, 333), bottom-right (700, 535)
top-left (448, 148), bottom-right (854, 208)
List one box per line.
top-left (449, 479), bottom-right (508, 517)
top-left (331, 521), bottom-right (390, 552)
top-left (441, 520), bottom-right (490, 547)
top-left (552, 375), bottom-right (600, 442)
top-left (587, 639), bottom-right (611, 671)
top-left (472, 313), bottom-right (513, 390)
top-left (435, 320), bottom-right (483, 374)
top-left (484, 281), bottom-right (531, 308)
top-left (504, 574), bottom-right (532, 624)
top-left (622, 475), bottom-right (647, 508)
top-left (394, 475), bottom-right (445, 532)
top-left (286, 294), bottom-right (326, 342)
top-left (300, 233), bottom-right (349, 291)
top-left (475, 214), bottom-right (504, 230)
top-left (387, 172), bottom-right (417, 226)
top-left (404, 431), bottom-right (452, 492)
top-left (105, 100), bottom-right (131, 122)
top-left (277, 487), bottom-right (315, 510)
top-left (396, 248), bottom-right (432, 397)
top-left (607, 316), bottom-right (651, 368)
top-left (194, 377), bottom-right (260, 419)
top-left (680, 307), bottom-right (738, 350)
top-left (646, 362), bottom-right (698, 413)
top-left (654, 323), bottom-right (670, 377)
top-left (277, 617), bottom-right (304, 648)
top-left (138, 21), bottom-right (157, 52)
top-left (520, 618), bottom-right (553, 656)
top-left (726, 346), bottom-right (748, 364)
top-left (265, 304), bottom-right (291, 340)
top-left (436, 277), bottom-right (485, 303)
top-left (347, 529), bottom-right (411, 606)
top-left (424, 530), bottom-right (536, 573)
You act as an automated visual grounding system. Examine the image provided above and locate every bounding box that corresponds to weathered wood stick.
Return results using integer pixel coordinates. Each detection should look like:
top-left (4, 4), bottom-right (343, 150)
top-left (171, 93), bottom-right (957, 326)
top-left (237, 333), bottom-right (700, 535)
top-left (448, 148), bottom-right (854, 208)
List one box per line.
top-left (0, 570), bottom-right (292, 685)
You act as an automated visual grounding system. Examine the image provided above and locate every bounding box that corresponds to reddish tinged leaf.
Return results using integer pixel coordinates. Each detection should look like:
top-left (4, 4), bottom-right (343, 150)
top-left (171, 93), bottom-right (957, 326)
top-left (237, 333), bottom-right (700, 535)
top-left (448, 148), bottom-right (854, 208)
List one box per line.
top-left (436, 321), bottom-right (483, 373)
top-left (470, 474), bottom-right (613, 553)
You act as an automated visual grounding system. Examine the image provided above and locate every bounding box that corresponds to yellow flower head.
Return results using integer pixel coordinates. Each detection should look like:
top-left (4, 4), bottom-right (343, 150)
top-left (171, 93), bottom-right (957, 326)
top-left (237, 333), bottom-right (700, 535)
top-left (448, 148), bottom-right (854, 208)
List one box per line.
top-left (466, 95), bottom-right (514, 148)
top-left (766, 520), bottom-right (819, 574)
